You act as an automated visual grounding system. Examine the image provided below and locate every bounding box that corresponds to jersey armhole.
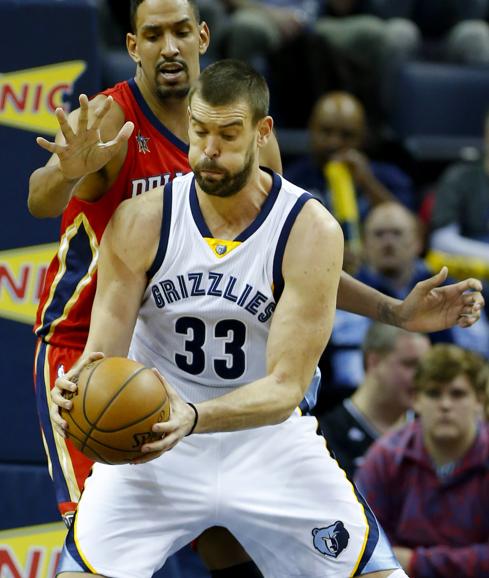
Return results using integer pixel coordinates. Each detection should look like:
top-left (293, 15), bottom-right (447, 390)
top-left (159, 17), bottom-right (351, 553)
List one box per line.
top-left (272, 192), bottom-right (313, 302)
top-left (147, 182), bottom-right (173, 279)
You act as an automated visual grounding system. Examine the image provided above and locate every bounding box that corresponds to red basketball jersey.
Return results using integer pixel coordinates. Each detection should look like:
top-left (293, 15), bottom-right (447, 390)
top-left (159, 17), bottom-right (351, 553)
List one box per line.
top-left (35, 79), bottom-right (190, 349)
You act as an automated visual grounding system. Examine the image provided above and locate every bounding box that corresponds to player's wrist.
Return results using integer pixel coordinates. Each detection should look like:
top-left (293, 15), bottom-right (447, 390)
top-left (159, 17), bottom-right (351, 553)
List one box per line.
top-left (186, 402), bottom-right (199, 436)
top-left (54, 162), bottom-right (83, 184)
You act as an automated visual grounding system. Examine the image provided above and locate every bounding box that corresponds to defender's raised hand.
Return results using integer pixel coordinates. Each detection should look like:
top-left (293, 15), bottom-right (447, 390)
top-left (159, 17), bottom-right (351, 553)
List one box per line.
top-left (35, 94), bottom-right (134, 180)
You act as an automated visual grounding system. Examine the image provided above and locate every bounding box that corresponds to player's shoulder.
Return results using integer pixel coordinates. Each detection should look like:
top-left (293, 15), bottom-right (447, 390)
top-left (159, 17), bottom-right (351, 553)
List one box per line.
top-left (112, 186), bottom-right (164, 233)
top-left (276, 175), bottom-right (342, 250)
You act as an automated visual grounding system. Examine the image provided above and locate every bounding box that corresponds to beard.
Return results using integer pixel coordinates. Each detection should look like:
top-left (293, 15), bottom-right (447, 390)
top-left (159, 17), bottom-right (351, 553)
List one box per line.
top-left (193, 145), bottom-right (255, 198)
top-left (155, 83), bottom-right (191, 101)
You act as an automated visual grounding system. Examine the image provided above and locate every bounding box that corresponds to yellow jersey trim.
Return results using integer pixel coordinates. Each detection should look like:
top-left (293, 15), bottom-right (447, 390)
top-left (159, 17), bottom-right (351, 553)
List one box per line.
top-left (204, 237), bottom-right (241, 258)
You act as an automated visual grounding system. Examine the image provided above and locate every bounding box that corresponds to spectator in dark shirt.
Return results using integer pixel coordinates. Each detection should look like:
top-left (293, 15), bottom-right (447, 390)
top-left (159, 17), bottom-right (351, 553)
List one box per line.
top-left (320, 322), bottom-right (430, 479)
top-left (285, 91), bottom-right (415, 212)
top-left (355, 344), bottom-right (489, 578)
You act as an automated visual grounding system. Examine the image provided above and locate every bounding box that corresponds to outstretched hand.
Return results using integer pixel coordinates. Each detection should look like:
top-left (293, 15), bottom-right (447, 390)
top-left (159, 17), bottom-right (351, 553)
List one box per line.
top-left (395, 267), bottom-right (484, 333)
top-left (36, 94), bottom-right (134, 180)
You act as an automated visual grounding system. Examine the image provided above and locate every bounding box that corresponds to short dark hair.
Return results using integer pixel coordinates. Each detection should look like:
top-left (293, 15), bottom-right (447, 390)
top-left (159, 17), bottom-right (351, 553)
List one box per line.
top-left (189, 59), bottom-right (270, 125)
top-left (414, 344), bottom-right (486, 396)
top-left (130, 0), bottom-right (200, 33)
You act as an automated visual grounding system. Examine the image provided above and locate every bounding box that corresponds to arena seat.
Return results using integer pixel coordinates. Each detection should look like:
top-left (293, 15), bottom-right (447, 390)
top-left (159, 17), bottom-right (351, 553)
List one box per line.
top-left (388, 61), bottom-right (488, 160)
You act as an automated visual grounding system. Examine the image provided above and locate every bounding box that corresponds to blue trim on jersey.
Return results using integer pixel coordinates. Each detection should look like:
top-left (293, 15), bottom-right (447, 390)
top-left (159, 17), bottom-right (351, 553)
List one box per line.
top-left (127, 78), bottom-right (189, 154)
top-left (36, 222), bottom-right (94, 339)
top-left (272, 191), bottom-right (313, 301)
top-left (65, 513), bottom-right (93, 572)
top-left (189, 178), bottom-right (212, 237)
top-left (299, 367), bottom-right (321, 415)
top-left (353, 486), bottom-right (381, 575)
top-left (148, 182), bottom-right (173, 278)
top-left (35, 341), bottom-right (71, 505)
top-left (189, 168), bottom-right (282, 241)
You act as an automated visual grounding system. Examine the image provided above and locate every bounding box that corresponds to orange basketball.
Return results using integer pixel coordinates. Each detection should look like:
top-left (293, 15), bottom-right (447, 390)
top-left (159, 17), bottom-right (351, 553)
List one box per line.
top-left (61, 357), bottom-right (170, 465)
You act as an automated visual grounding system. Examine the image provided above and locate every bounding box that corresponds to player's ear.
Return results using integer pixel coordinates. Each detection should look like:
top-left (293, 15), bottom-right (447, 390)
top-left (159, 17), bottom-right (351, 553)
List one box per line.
top-left (257, 116), bottom-right (273, 148)
top-left (199, 22), bottom-right (210, 55)
top-left (126, 32), bottom-right (140, 65)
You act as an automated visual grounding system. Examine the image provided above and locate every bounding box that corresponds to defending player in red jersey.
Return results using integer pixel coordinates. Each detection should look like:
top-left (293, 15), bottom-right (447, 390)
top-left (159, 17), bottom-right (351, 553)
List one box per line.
top-left (29, 0), bottom-right (209, 523)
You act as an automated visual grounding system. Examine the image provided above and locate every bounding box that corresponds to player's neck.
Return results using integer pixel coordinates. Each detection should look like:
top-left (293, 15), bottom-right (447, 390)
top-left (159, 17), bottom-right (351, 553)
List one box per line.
top-left (134, 76), bottom-right (190, 143)
top-left (195, 168), bottom-right (272, 240)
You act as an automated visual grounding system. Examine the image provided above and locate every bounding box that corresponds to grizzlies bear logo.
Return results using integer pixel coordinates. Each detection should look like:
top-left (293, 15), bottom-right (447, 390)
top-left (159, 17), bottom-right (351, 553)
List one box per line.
top-left (312, 521), bottom-right (350, 558)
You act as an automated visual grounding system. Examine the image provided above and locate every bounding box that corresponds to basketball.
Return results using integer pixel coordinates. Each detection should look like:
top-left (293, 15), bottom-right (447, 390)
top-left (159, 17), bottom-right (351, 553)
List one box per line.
top-left (61, 357), bottom-right (170, 465)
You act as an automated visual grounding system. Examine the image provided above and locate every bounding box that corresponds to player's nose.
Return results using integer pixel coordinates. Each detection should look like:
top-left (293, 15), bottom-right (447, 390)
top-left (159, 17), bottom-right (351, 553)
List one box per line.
top-left (160, 32), bottom-right (179, 56)
top-left (204, 137), bottom-right (220, 159)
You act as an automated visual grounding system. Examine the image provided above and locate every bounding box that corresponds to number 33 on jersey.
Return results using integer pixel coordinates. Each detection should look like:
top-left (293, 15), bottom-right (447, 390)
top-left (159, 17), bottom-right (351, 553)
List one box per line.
top-left (128, 171), bottom-right (314, 404)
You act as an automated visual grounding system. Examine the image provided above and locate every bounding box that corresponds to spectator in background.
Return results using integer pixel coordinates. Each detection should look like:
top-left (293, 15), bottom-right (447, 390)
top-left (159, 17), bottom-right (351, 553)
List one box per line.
top-left (213, 1), bottom-right (350, 129)
top-left (318, 202), bottom-right (489, 412)
top-left (355, 344), bottom-right (489, 578)
top-left (429, 109), bottom-right (489, 271)
top-left (369, 0), bottom-right (489, 64)
top-left (215, 1), bottom-right (322, 72)
top-left (313, 0), bottom-right (419, 122)
top-left (285, 91), bottom-right (412, 272)
top-left (320, 323), bottom-right (430, 479)
top-left (285, 91), bottom-right (415, 211)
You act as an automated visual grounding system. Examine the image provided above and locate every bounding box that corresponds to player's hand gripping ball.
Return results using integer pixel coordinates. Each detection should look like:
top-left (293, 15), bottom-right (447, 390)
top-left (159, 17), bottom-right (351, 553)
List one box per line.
top-left (61, 357), bottom-right (170, 464)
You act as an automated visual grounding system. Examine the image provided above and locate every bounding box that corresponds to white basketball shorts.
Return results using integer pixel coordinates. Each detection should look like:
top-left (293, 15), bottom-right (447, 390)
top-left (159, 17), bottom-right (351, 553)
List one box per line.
top-left (57, 412), bottom-right (399, 578)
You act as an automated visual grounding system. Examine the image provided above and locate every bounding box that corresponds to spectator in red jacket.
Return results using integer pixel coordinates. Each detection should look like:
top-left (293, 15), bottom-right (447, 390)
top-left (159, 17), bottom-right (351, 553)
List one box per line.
top-left (355, 344), bottom-right (489, 578)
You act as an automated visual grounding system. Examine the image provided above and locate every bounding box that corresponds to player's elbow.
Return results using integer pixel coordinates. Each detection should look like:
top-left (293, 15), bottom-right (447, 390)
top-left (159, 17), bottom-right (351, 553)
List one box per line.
top-left (270, 375), bottom-right (306, 423)
top-left (27, 189), bottom-right (64, 218)
top-left (27, 194), bottom-right (46, 218)
top-left (27, 196), bottom-right (57, 218)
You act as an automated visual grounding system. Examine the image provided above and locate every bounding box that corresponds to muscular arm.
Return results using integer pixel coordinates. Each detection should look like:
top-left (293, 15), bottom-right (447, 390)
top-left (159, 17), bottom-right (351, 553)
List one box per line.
top-left (83, 190), bottom-right (162, 356)
top-left (28, 158), bottom-right (79, 218)
top-left (337, 272), bottom-right (401, 324)
top-left (28, 94), bottom-right (131, 218)
top-left (194, 200), bottom-right (343, 432)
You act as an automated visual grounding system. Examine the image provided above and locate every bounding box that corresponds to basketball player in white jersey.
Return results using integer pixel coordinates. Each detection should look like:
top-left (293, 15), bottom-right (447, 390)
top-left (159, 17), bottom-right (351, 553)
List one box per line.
top-left (51, 60), bottom-right (480, 578)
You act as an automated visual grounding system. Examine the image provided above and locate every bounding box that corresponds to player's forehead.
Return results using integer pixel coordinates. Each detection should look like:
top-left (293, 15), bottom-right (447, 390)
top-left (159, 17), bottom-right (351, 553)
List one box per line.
top-left (135, 0), bottom-right (197, 30)
top-left (189, 95), bottom-right (251, 129)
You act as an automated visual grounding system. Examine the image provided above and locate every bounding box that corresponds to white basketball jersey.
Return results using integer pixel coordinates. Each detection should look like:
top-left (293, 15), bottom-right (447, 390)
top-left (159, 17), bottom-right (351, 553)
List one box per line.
top-left (129, 170), bottom-right (314, 403)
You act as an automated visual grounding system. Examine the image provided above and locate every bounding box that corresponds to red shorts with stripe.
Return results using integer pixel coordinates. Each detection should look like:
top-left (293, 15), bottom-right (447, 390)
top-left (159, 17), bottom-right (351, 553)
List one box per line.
top-left (33, 338), bottom-right (93, 520)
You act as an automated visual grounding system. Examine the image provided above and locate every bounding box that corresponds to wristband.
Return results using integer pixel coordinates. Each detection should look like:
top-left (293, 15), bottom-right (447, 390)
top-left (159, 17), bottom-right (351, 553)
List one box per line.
top-left (186, 403), bottom-right (199, 436)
